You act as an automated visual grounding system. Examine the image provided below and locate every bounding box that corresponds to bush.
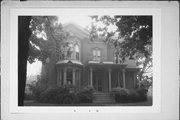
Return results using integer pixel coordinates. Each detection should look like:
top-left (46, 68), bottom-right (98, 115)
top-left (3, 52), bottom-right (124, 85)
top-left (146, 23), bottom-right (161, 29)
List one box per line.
top-left (147, 86), bottom-right (152, 103)
top-left (111, 87), bottom-right (129, 103)
top-left (111, 87), bottom-right (148, 103)
top-left (28, 81), bottom-right (47, 102)
top-left (136, 87), bottom-right (148, 101)
top-left (128, 89), bottom-right (141, 102)
top-left (38, 85), bottom-right (78, 104)
top-left (24, 93), bottom-right (34, 100)
top-left (29, 81), bottom-right (78, 104)
top-left (77, 86), bottom-right (94, 103)
top-left (39, 86), bottom-right (61, 103)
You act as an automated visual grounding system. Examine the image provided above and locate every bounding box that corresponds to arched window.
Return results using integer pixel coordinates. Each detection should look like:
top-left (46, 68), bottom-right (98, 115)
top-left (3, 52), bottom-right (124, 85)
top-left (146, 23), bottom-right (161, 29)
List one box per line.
top-left (92, 48), bottom-right (101, 61)
top-left (75, 44), bottom-right (80, 60)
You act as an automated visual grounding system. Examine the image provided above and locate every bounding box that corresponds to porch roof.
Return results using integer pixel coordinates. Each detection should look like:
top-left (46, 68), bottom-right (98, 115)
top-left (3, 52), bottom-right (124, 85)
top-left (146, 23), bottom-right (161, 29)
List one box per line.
top-left (87, 61), bottom-right (127, 69)
top-left (56, 60), bottom-right (83, 67)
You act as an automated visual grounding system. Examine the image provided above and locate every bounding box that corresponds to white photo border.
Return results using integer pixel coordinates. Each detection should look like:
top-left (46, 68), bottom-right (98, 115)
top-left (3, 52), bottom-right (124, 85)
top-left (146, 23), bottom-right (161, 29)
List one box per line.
top-left (9, 7), bottom-right (161, 114)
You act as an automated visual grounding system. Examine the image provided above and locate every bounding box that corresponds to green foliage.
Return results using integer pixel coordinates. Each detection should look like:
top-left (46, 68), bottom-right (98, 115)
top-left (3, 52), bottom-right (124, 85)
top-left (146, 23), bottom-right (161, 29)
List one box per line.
top-left (28, 80), bottom-right (47, 102)
top-left (30, 83), bottom-right (77, 104)
top-left (136, 87), bottom-right (148, 101)
top-left (111, 87), bottom-right (148, 103)
top-left (28, 16), bottom-right (67, 64)
top-left (139, 77), bottom-right (152, 89)
top-left (128, 89), bottom-right (141, 102)
top-left (29, 81), bottom-right (93, 104)
top-left (76, 86), bottom-right (94, 103)
top-left (24, 93), bottom-right (34, 100)
top-left (88, 15), bottom-right (152, 59)
top-left (111, 87), bottom-right (129, 103)
top-left (88, 15), bottom-right (153, 85)
top-left (39, 86), bottom-right (77, 104)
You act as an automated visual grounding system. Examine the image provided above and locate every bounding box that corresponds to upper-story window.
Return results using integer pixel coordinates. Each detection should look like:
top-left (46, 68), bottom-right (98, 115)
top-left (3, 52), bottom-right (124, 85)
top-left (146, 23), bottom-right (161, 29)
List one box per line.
top-left (66, 43), bottom-right (80, 61)
top-left (75, 44), bottom-right (80, 60)
top-left (92, 48), bottom-right (101, 61)
top-left (114, 54), bottom-right (123, 64)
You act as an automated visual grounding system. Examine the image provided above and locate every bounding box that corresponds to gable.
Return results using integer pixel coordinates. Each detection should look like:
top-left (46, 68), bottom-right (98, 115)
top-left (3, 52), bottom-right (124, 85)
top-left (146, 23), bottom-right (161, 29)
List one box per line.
top-left (63, 22), bottom-right (89, 40)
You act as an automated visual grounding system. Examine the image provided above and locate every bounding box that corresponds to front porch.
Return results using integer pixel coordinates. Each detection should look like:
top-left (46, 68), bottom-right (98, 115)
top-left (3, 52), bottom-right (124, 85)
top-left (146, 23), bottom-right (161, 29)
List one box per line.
top-left (87, 61), bottom-right (139, 92)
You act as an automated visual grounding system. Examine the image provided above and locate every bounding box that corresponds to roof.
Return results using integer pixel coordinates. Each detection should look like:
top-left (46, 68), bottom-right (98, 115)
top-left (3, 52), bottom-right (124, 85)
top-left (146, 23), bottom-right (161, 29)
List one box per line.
top-left (63, 22), bottom-right (89, 39)
top-left (87, 61), bottom-right (139, 70)
top-left (88, 61), bottom-right (114, 64)
top-left (56, 60), bottom-right (83, 66)
top-left (88, 61), bottom-right (127, 69)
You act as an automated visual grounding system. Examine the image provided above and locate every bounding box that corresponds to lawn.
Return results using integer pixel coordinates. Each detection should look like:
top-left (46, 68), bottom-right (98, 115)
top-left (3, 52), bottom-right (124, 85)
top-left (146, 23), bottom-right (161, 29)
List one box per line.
top-left (24, 100), bottom-right (152, 106)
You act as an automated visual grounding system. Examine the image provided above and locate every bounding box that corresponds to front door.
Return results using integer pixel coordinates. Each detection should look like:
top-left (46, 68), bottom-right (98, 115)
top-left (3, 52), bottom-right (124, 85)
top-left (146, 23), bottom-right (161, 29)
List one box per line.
top-left (93, 73), bottom-right (102, 92)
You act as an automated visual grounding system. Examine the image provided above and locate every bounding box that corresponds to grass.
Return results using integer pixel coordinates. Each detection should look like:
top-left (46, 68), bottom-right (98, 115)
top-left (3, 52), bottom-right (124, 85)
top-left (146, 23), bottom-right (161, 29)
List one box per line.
top-left (24, 100), bottom-right (152, 106)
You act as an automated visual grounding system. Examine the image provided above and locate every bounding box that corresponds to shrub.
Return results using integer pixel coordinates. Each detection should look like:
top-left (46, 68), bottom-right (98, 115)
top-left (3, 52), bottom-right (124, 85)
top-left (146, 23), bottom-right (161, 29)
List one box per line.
top-left (136, 87), bottom-right (148, 101)
top-left (39, 86), bottom-right (60, 103)
top-left (38, 85), bottom-right (78, 104)
top-left (62, 93), bottom-right (78, 104)
top-left (24, 93), bottom-right (34, 100)
top-left (128, 89), bottom-right (141, 102)
top-left (111, 87), bottom-right (129, 103)
top-left (28, 81), bottom-right (47, 102)
top-left (77, 86), bottom-right (94, 103)
top-left (29, 81), bottom-right (78, 104)
top-left (111, 87), bottom-right (148, 103)
top-left (147, 86), bottom-right (152, 103)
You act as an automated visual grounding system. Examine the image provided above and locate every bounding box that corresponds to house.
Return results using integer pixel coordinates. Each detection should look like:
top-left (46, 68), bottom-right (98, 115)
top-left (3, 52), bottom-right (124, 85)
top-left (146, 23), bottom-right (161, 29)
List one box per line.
top-left (41, 22), bottom-right (140, 92)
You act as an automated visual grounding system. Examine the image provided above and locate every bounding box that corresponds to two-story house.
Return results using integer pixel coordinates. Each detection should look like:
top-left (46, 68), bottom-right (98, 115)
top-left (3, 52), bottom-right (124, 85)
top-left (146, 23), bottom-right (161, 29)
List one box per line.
top-left (41, 22), bottom-right (140, 92)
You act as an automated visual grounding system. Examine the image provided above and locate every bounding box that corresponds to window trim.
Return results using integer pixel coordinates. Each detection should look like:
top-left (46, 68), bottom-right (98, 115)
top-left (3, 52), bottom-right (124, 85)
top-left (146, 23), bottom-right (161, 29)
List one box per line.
top-left (92, 47), bottom-right (101, 61)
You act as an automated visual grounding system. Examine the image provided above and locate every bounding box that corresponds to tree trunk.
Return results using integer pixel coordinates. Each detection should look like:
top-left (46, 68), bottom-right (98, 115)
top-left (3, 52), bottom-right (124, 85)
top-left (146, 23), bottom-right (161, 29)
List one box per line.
top-left (18, 16), bottom-right (31, 106)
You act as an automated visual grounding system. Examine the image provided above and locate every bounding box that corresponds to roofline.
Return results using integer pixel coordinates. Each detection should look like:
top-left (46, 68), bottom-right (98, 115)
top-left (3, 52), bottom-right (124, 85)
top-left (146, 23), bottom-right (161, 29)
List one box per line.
top-left (63, 21), bottom-right (89, 36)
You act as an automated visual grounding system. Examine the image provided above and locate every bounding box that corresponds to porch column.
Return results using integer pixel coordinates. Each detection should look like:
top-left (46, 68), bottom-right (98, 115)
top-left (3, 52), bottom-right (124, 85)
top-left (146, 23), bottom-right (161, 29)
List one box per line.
top-left (72, 68), bottom-right (76, 86)
top-left (138, 72), bottom-right (141, 88)
top-left (90, 68), bottom-right (93, 87)
top-left (133, 72), bottom-right (137, 88)
top-left (57, 68), bottom-right (60, 86)
top-left (117, 71), bottom-right (120, 87)
top-left (108, 68), bottom-right (112, 91)
top-left (79, 70), bottom-right (81, 90)
top-left (59, 70), bottom-right (62, 86)
top-left (63, 68), bottom-right (67, 85)
top-left (123, 69), bottom-right (126, 88)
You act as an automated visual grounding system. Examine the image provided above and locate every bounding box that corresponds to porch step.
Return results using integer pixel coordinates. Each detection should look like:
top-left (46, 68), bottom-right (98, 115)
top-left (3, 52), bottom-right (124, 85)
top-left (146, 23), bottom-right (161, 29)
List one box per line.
top-left (93, 92), bottom-right (115, 104)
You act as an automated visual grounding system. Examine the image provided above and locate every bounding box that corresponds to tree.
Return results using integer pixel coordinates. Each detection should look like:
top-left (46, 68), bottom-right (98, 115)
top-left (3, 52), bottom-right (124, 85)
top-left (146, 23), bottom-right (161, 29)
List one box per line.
top-left (87, 16), bottom-right (152, 83)
top-left (18, 16), bottom-right (66, 106)
top-left (18, 16), bottom-right (32, 106)
top-left (28, 16), bottom-right (67, 63)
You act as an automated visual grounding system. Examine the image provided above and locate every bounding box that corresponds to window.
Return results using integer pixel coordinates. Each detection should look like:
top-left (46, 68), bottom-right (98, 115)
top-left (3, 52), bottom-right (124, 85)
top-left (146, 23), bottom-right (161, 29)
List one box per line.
top-left (67, 69), bottom-right (72, 85)
top-left (67, 43), bottom-right (74, 59)
top-left (75, 44), bottom-right (80, 60)
top-left (114, 54), bottom-right (122, 64)
top-left (66, 43), bottom-right (80, 61)
top-left (92, 48), bottom-right (101, 61)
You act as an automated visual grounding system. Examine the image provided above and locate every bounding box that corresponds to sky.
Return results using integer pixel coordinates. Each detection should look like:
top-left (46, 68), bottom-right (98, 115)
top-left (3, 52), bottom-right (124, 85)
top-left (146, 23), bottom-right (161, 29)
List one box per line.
top-left (58, 15), bottom-right (92, 28)
top-left (27, 15), bottom-right (92, 76)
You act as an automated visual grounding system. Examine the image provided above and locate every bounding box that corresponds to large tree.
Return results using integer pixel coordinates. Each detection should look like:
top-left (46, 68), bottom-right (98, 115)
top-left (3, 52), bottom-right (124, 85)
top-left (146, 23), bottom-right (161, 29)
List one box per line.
top-left (18, 16), bottom-right (66, 106)
top-left (87, 16), bottom-right (152, 83)
top-left (18, 16), bottom-right (32, 106)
